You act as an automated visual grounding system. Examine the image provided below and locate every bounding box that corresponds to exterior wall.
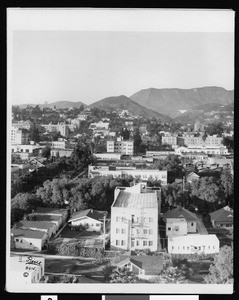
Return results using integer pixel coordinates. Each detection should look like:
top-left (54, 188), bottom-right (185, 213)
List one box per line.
top-left (94, 153), bottom-right (121, 160)
top-left (107, 140), bottom-right (134, 155)
top-left (175, 146), bottom-right (228, 155)
top-left (168, 235), bottom-right (220, 254)
top-left (166, 218), bottom-right (188, 236)
top-left (110, 206), bottom-right (158, 251)
top-left (11, 128), bottom-right (29, 145)
top-left (11, 256), bottom-right (45, 284)
top-left (212, 220), bottom-right (233, 229)
top-left (162, 136), bottom-right (178, 146)
top-left (51, 149), bottom-right (73, 158)
top-left (11, 145), bottom-right (41, 155)
top-left (70, 217), bottom-right (102, 232)
top-left (13, 235), bottom-right (46, 251)
top-left (187, 221), bottom-right (197, 233)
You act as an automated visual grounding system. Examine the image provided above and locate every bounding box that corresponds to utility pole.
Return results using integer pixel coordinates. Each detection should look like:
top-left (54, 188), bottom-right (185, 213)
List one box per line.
top-left (103, 214), bottom-right (106, 250)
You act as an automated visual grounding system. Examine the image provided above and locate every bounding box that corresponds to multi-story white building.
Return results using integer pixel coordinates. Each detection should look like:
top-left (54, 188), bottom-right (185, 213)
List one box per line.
top-left (11, 128), bottom-right (29, 145)
top-left (10, 255), bottom-right (45, 284)
top-left (88, 165), bottom-right (168, 185)
top-left (41, 122), bottom-right (70, 137)
top-left (204, 135), bottom-right (223, 146)
top-left (12, 120), bottom-right (33, 131)
top-left (161, 134), bottom-right (178, 146)
top-left (107, 138), bottom-right (134, 155)
top-left (175, 145), bottom-right (228, 155)
top-left (110, 183), bottom-right (160, 251)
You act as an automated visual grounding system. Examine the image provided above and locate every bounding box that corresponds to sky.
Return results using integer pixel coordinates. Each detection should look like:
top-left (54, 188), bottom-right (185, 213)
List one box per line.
top-left (11, 30), bottom-right (234, 106)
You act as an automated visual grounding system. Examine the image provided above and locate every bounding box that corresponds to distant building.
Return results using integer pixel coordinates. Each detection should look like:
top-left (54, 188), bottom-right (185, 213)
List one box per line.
top-left (41, 123), bottom-right (70, 137)
top-left (107, 137), bottom-right (134, 155)
top-left (11, 128), bottom-right (29, 145)
top-left (11, 144), bottom-right (41, 160)
top-left (10, 255), bottom-right (45, 284)
top-left (194, 121), bottom-right (201, 132)
top-left (12, 120), bottom-right (33, 131)
top-left (161, 134), bottom-right (178, 146)
top-left (15, 220), bottom-right (57, 239)
top-left (110, 183), bottom-right (160, 251)
top-left (88, 165), bottom-right (168, 185)
top-left (185, 172), bottom-right (200, 183)
top-left (209, 206), bottom-right (233, 229)
top-left (94, 152), bottom-right (122, 160)
top-left (168, 234), bottom-right (220, 254)
top-left (175, 145), bottom-right (228, 155)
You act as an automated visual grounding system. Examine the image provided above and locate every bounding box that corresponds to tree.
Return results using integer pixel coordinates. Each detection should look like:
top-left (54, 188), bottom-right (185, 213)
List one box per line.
top-left (29, 124), bottom-right (40, 143)
top-left (158, 264), bottom-right (189, 283)
top-left (204, 245), bottom-right (233, 284)
top-left (109, 267), bottom-right (138, 283)
top-left (219, 170), bottom-right (234, 206)
top-left (41, 145), bottom-right (51, 159)
top-left (133, 127), bottom-right (143, 154)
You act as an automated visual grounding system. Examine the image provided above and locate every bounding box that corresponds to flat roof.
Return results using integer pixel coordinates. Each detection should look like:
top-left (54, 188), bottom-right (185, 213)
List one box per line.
top-left (113, 190), bottom-right (158, 208)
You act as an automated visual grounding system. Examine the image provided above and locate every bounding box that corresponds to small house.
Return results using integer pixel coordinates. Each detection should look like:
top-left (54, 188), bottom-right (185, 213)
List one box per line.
top-left (209, 206), bottom-right (233, 229)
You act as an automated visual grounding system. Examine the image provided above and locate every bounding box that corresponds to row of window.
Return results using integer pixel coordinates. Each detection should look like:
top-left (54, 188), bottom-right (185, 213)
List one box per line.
top-left (116, 216), bottom-right (154, 223)
top-left (115, 240), bottom-right (154, 247)
top-left (116, 228), bottom-right (154, 234)
top-left (171, 245), bottom-right (216, 250)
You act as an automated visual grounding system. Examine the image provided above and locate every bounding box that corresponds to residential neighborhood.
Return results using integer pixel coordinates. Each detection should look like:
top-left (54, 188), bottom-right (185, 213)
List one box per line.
top-left (9, 102), bottom-right (234, 286)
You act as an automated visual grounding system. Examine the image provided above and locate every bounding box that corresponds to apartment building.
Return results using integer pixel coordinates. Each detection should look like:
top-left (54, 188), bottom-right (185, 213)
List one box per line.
top-left (161, 134), bottom-right (178, 146)
top-left (12, 120), bottom-right (33, 131)
top-left (11, 128), bottom-right (29, 145)
top-left (110, 183), bottom-right (160, 251)
top-left (107, 137), bottom-right (134, 155)
top-left (41, 122), bottom-right (70, 137)
top-left (175, 145), bottom-right (228, 155)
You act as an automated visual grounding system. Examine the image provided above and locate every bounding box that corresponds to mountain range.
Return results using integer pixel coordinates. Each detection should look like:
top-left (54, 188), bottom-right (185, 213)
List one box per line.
top-left (14, 86), bottom-right (234, 121)
top-left (129, 86), bottom-right (234, 118)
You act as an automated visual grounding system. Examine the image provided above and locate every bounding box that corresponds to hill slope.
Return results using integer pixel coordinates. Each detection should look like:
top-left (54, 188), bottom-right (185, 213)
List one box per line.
top-left (130, 86), bottom-right (234, 118)
top-left (89, 95), bottom-right (171, 121)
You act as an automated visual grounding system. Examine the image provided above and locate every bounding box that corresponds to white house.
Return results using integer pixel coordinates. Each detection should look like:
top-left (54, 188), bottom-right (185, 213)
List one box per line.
top-left (68, 209), bottom-right (107, 232)
top-left (209, 206), bottom-right (233, 229)
top-left (10, 255), bottom-right (45, 284)
top-left (110, 183), bottom-right (160, 251)
top-left (94, 152), bottom-right (122, 160)
top-left (11, 228), bottom-right (48, 251)
top-left (168, 234), bottom-right (220, 254)
top-left (163, 207), bottom-right (199, 235)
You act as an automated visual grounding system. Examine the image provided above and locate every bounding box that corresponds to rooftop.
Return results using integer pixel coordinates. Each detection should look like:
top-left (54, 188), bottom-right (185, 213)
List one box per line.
top-left (116, 255), bottom-right (164, 275)
top-left (15, 221), bottom-right (55, 230)
top-left (209, 206), bottom-right (233, 222)
top-left (168, 234), bottom-right (219, 244)
top-left (34, 207), bottom-right (68, 215)
top-left (11, 228), bottom-right (46, 239)
top-left (113, 190), bottom-right (158, 208)
top-left (163, 207), bottom-right (199, 222)
top-left (69, 209), bottom-right (107, 222)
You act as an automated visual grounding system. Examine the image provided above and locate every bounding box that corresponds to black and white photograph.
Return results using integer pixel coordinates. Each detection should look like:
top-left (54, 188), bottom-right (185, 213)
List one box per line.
top-left (6, 8), bottom-right (234, 294)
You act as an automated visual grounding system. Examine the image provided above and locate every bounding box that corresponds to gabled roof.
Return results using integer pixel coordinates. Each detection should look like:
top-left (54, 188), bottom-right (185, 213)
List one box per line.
top-left (69, 209), bottom-right (107, 223)
top-left (116, 256), bottom-right (164, 275)
top-left (11, 228), bottom-right (46, 239)
top-left (209, 206), bottom-right (233, 222)
top-left (163, 207), bottom-right (199, 222)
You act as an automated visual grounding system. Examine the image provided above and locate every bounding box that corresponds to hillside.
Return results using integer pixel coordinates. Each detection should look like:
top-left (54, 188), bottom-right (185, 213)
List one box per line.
top-left (89, 95), bottom-right (171, 121)
top-left (130, 87), bottom-right (234, 118)
top-left (14, 101), bottom-right (87, 110)
top-left (174, 102), bottom-right (234, 124)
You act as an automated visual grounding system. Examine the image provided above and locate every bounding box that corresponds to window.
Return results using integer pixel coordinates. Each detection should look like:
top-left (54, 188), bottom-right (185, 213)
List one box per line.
top-left (213, 246), bottom-right (215, 249)
top-left (136, 240), bottom-right (140, 246)
top-left (96, 223), bottom-right (100, 227)
top-left (16, 238), bottom-right (19, 242)
top-left (149, 217), bottom-right (153, 223)
top-left (187, 246), bottom-right (190, 250)
top-left (26, 149), bottom-right (29, 153)
top-left (191, 222), bottom-right (194, 226)
top-left (175, 226), bottom-right (179, 231)
top-left (149, 229), bottom-right (153, 234)
top-left (172, 246), bottom-right (174, 250)
top-left (149, 241), bottom-right (153, 246)
top-left (198, 246), bottom-right (201, 250)
top-left (116, 228), bottom-right (120, 234)
top-left (183, 246), bottom-right (185, 250)
top-left (168, 227), bottom-right (171, 231)
top-left (121, 228), bottom-right (126, 234)
top-left (116, 240), bottom-right (120, 246)
top-left (143, 241), bottom-right (147, 246)
top-left (116, 217), bottom-right (120, 222)
top-left (143, 229), bottom-right (148, 234)
top-left (121, 240), bottom-right (126, 246)
top-left (208, 246), bottom-right (210, 249)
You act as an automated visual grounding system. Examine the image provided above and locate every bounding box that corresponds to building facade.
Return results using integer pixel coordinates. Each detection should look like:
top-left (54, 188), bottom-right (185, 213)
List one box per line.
top-left (110, 183), bottom-right (160, 251)
top-left (107, 138), bottom-right (134, 155)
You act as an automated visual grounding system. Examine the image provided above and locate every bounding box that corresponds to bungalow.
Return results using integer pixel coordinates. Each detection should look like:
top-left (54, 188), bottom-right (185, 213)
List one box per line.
top-left (68, 209), bottom-right (107, 232)
top-left (32, 215), bottom-right (63, 231)
top-left (15, 220), bottom-right (57, 239)
top-left (11, 228), bottom-right (48, 251)
top-left (209, 206), bottom-right (233, 229)
top-left (114, 255), bottom-right (164, 279)
top-left (163, 206), bottom-right (199, 236)
top-left (168, 234), bottom-right (219, 254)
